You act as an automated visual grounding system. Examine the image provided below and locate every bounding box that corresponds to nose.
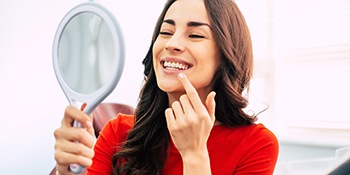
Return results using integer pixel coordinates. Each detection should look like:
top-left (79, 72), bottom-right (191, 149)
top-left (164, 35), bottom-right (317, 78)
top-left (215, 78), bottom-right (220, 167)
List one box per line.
top-left (165, 33), bottom-right (185, 52)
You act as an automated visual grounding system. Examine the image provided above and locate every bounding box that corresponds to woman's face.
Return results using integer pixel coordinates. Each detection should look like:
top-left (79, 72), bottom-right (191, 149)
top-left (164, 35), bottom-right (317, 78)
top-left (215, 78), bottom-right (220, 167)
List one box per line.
top-left (153, 0), bottom-right (221, 100)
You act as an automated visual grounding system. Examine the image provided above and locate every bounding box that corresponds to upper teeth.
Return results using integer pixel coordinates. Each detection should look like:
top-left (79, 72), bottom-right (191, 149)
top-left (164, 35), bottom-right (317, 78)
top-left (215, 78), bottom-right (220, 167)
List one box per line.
top-left (163, 61), bottom-right (189, 70)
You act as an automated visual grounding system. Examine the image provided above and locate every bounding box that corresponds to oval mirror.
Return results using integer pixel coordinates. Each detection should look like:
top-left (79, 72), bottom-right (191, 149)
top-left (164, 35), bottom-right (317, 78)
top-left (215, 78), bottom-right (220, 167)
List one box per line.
top-left (52, 2), bottom-right (125, 174)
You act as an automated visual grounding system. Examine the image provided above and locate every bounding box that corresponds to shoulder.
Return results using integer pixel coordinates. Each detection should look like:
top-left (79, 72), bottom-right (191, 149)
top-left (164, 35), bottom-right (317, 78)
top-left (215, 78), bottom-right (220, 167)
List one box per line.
top-left (88, 114), bottom-right (135, 174)
top-left (210, 123), bottom-right (279, 154)
top-left (245, 123), bottom-right (278, 143)
top-left (208, 124), bottom-right (279, 174)
top-left (212, 123), bottom-right (279, 158)
top-left (212, 123), bottom-right (278, 145)
top-left (230, 124), bottom-right (279, 174)
top-left (234, 123), bottom-right (279, 151)
top-left (99, 113), bottom-right (135, 143)
top-left (236, 124), bottom-right (279, 173)
top-left (106, 113), bottom-right (135, 130)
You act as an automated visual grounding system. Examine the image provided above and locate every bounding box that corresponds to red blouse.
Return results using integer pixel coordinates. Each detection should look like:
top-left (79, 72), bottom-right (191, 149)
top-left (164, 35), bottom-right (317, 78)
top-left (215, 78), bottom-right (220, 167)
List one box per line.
top-left (87, 114), bottom-right (279, 175)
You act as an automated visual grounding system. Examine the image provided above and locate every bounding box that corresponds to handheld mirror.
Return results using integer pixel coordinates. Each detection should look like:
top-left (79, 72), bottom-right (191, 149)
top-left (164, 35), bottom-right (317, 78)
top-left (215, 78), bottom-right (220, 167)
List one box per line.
top-left (52, 2), bottom-right (125, 173)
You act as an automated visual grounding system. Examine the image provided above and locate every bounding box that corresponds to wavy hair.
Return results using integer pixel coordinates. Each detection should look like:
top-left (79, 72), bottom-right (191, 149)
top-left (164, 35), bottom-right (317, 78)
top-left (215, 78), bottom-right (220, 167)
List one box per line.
top-left (112, 0), bottom-right (256, 174)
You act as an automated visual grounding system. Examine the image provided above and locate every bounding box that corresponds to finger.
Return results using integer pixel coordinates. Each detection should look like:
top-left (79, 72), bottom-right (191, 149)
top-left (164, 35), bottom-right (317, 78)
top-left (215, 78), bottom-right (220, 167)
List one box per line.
top-left (179, 95), bottom-right (194, 115)
top-left (171, 101), bottom-right (184, 119)
top-left (165, 108), bottom-right (176, 129)
top-left (54, 127), bottom-right (95, 148)
top-left (81, 104), bottom-right (94, 134)
top-left (62, 106), bottom-right (91, 127)
top-left (55, 149), bottom-right (93, 168)
top-left (56, 164), bottom-right (72, 175)
top-left (85, 115), bottom-right (95, 138)
top-left (205, 91), bottom-right (216, 122)
top-left (177, 73), bottom-right (205, 112)
top-left (55, 139), bottom-right (95, 159)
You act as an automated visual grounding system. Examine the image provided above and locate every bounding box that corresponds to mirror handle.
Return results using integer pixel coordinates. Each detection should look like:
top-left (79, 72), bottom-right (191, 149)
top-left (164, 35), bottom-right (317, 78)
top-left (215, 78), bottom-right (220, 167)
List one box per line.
top-left (69, 120), bottom-right (86, 174)
top-left (69, 163), bottom-right (85, 174)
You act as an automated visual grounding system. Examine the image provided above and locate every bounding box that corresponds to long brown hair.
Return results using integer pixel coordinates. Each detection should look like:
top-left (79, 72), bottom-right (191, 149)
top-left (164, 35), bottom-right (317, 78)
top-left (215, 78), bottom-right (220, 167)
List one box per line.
top-left (112, 0), bottom-right (256, 174)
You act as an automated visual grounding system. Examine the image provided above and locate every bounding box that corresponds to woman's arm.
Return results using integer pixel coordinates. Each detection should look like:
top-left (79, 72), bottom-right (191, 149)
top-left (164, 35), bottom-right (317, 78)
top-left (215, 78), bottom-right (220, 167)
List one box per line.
top-left (181, 149), bottom-right (211, 175)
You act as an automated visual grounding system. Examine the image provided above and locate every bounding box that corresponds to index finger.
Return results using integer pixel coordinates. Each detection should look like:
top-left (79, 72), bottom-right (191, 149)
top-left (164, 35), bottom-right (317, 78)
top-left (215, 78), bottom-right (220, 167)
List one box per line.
top-left (62, 105), bottom-right (91, 127)
top-left (177, 73), bottom-right (205, 112)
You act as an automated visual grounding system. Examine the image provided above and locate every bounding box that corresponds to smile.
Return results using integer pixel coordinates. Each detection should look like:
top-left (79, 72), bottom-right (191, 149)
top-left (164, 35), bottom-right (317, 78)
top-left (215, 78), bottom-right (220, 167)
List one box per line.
top-left (162, 61), bottom-right (192, 70)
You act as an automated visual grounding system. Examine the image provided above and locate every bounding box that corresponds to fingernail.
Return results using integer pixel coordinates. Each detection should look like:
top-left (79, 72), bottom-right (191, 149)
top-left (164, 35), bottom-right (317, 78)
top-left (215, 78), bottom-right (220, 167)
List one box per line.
top-left (178, 73), bottom-right (184, 79)
top-left (80, 103), bottom-right (87, 111)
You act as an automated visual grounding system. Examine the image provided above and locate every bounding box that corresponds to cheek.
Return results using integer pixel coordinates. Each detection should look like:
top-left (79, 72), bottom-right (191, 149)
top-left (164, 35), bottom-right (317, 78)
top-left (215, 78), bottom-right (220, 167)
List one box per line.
top-left (152, 39), bottom-right (161, 68)
top-left (199, 46), bottom-right (221, 70)
top-left (152, 37), bottom-right (164, 57)
top-left (209, 45), bottom-right (222, 71)
top-left (198, 51), bottom-right (221, 83)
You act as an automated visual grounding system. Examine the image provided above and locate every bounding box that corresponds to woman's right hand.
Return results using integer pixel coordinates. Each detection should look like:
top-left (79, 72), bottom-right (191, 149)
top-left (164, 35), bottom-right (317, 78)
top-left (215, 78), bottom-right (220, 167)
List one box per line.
top-left (54, 105), bottom-right (95, 175)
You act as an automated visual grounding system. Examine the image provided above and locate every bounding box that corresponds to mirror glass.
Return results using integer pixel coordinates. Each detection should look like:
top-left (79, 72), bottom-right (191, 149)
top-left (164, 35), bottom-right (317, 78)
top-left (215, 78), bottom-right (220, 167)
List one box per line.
top-left (53, 1), bottom-right (125, 116)
top-left (58, 12), bottom-right (115, 94)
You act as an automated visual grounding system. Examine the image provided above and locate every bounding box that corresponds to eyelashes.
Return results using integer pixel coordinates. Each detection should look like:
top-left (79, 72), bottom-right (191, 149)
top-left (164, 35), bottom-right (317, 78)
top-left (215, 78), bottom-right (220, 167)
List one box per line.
top-left (189, 34), bottom-right (205, 39)
top-left (159, 31), bottom-right (205, 39)
top-left (159, 31), bottom-right (172, 36)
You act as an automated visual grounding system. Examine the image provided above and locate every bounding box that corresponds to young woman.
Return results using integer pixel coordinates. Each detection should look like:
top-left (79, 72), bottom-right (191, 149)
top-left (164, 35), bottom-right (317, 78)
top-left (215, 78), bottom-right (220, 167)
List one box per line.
top-left (54, 0), bottom-right (279, 174)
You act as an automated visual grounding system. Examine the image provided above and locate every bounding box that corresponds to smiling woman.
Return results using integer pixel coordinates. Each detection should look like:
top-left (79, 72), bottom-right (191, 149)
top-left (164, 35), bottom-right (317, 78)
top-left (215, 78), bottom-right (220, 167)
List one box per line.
top-left (152, 0), bottom-right (221, 101)
top-left (53, 0), bottom-right (279, 175)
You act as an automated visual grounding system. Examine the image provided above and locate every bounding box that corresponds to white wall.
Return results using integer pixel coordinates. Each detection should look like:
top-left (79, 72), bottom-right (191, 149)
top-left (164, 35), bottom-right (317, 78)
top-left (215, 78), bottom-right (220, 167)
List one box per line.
top-left (0, 0), bottom-right (164, 174)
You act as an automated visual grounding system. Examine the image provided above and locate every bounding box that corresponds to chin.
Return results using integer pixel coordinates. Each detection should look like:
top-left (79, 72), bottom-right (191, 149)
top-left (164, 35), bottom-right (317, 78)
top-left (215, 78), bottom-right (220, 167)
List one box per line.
top-left (156, 76), bottom-right (179, 90)
top-left (158, 84), bottom-right (178, 93)
top-left (157, 82), bottom-right (183, 94)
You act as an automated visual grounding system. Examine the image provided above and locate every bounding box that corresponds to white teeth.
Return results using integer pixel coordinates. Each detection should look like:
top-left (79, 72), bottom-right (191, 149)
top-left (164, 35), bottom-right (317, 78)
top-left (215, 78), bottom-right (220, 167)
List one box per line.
top-left (163, 61), bottom-right (189, 70)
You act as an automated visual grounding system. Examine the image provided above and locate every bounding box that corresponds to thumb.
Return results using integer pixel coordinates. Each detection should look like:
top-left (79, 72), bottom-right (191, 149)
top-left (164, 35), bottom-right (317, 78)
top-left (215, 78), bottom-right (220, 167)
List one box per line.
top-left (205, 91), bottom-right (216, 122)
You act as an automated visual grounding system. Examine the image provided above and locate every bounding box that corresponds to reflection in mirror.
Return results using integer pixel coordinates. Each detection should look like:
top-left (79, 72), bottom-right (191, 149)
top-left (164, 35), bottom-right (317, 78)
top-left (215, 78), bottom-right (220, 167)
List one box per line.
top-left (58, 12), bottom-right (114, 94)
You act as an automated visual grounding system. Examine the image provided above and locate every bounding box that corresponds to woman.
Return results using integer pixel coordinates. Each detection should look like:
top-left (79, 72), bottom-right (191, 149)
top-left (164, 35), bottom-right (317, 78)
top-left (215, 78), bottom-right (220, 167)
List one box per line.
top-left (54, 0), bottom-right (279, 174)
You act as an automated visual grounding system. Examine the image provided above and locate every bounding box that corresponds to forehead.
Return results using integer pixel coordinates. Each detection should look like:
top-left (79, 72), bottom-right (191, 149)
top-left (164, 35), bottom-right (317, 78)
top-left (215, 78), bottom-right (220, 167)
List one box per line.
top-left (164, 0), bottom-right (209, 23)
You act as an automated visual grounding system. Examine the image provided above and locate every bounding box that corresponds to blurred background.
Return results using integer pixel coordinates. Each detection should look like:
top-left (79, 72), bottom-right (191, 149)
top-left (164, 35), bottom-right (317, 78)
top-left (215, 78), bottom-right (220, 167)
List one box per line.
top-left (1, 0), bottom-right (349, 174)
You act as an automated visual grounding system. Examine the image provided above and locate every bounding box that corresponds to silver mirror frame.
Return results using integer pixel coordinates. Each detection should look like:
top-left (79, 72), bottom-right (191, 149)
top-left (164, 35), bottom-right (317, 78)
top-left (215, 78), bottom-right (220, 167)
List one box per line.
top-left (53, 3), bottom-right (124, 173)
top-left (52, 2), bottom-right (125, 115)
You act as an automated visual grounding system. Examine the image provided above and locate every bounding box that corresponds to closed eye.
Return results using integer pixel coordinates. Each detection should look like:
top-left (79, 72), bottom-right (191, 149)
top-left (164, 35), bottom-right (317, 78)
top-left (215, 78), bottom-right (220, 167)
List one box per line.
top-left (159, 31), bottom-right (173, 36)
top-left (189, 34), bottom-right (205, 39)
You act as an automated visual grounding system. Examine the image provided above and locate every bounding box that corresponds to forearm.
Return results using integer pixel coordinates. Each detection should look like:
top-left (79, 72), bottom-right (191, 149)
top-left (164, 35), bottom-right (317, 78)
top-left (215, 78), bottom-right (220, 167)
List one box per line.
top-left (182, 150), bottom-right (212, 175)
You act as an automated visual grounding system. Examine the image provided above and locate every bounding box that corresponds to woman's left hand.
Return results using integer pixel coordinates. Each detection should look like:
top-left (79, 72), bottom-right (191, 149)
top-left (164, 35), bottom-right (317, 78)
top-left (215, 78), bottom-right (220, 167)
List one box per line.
top-left (165, 73), bottom-right (216, 158)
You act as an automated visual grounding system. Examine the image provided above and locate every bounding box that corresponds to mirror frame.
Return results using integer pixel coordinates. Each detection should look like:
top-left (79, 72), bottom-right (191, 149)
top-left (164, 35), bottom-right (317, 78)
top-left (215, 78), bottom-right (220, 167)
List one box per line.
top-left (52, 2), bottom-right (125, 115)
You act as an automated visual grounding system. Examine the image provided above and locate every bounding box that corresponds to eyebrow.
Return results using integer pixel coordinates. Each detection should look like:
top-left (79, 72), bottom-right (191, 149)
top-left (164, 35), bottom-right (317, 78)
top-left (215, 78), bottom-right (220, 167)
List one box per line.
top-left (162, 19), bottom-right (212, 29)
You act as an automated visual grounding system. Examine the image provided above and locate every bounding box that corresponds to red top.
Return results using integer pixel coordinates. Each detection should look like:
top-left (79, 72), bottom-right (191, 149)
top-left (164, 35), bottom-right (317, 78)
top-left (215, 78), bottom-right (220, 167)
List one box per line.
top-left (87, 114), bottom-right (279, 175)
